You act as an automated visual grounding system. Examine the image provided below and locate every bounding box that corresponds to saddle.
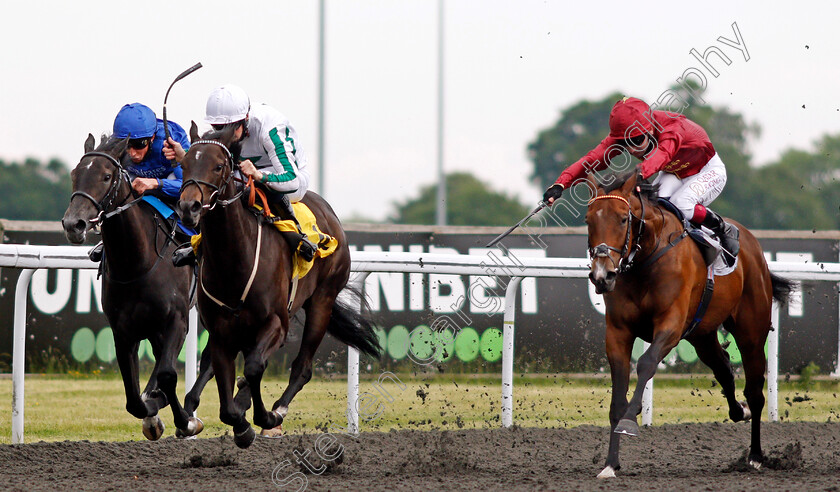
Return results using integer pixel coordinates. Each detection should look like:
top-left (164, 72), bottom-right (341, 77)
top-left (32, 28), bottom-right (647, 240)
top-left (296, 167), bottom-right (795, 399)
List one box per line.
top-left (141, 195), bottom-right (198, 238)
top-left (657, 198), bottom-right (722, 267)
top-left (249, 201), bottom-right (339, 280)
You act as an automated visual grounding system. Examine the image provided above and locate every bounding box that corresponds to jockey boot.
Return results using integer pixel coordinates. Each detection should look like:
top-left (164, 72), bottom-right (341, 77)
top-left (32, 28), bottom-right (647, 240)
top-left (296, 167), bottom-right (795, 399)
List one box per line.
top-left (172, 244), bottom-right (197, 267)
top-left (700, 209), bottom-right (740, 264)
top-left (269, 192), bottom-right (317, 262)
top-left (88, 241), bottom-right (104, 262)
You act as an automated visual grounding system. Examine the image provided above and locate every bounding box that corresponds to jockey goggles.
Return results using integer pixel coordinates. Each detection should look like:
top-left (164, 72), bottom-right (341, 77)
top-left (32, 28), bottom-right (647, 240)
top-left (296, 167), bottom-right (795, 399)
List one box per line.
top-left (128, 137), bottom-right (152, 150)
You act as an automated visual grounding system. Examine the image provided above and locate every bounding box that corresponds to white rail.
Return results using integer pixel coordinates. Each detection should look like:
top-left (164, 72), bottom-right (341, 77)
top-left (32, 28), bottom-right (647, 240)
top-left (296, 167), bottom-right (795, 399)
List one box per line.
top-left (3, 245), bottom-right (840, 442)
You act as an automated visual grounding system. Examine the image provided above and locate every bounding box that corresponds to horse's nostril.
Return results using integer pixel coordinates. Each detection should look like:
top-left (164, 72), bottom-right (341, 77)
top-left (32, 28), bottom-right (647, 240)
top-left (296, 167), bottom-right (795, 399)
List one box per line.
top-left (74, 219), bottom-right (87, 232)
top-left (189, 201), bottom-right (201, 214)
top-left (606, 271), bottom-right (617, 281)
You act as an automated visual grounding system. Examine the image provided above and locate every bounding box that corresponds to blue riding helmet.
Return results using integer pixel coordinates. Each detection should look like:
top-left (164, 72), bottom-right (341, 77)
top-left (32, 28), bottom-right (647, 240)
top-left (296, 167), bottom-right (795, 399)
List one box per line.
top-left (113, 103), bottom-right (157, 139)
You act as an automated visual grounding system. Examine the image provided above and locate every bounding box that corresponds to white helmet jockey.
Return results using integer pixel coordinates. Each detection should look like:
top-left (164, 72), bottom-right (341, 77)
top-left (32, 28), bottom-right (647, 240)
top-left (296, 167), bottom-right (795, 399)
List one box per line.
top-left (205, 84), bottom-right (250, 125)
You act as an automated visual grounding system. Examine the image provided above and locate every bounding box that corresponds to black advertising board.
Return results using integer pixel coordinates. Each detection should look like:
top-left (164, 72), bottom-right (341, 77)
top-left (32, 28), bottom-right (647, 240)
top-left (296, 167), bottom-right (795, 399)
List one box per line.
top-left (1, 220), bottom-right (838, 374)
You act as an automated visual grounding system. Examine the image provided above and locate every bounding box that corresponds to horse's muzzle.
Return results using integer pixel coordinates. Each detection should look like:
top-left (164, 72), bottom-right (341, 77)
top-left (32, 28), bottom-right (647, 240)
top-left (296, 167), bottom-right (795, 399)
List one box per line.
top-left (176, 199), bottom-right (202, 228)
top-left (589, 261), bottom-right (617, 294)
top-left (61, 214), bottom-right (88, 245)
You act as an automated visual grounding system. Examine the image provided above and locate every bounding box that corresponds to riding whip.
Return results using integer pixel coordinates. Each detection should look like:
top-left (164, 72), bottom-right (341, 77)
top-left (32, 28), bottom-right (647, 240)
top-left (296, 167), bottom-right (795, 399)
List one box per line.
top-left (485, 203), bottom-right (547, 248)
top-left (162, 62), bottom-right (203, 148)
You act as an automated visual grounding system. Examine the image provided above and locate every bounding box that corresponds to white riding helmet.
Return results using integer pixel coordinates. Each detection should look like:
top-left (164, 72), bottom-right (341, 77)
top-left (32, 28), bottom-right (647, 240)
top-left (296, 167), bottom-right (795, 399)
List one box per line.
top-left (205, 84), bottom-right (250, 125)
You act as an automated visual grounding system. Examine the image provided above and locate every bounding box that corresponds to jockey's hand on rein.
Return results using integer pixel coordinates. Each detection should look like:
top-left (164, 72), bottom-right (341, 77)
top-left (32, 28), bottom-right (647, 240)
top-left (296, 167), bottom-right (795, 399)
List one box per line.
top-left (543, 184), bottom-right (564, 205)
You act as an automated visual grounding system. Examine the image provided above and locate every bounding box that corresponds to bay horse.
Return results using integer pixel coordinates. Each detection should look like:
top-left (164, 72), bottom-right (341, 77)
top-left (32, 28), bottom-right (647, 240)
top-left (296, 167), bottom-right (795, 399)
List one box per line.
top-left (175, 123), bottom-right (381, 448)
top-left (583, 169), bottom-right (794, 479)
top-left (62, 134), bottom-right (205, 440)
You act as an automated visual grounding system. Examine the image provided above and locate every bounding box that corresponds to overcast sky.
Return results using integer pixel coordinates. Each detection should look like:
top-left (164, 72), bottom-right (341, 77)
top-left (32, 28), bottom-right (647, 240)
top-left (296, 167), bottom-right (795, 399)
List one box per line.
top-left (2, 1), bottom-right (838, 221)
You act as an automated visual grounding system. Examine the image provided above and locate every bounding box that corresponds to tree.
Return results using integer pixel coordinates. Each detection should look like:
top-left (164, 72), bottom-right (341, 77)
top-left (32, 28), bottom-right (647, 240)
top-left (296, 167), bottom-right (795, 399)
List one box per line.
top-left (0, 158), bottom-right (72, 221)
top-left (528, 92), bottom-right (622, 191)
top-left (391, 172), bottom-right (530, 226)
top-left (748, 134), bottom-right (840, 230)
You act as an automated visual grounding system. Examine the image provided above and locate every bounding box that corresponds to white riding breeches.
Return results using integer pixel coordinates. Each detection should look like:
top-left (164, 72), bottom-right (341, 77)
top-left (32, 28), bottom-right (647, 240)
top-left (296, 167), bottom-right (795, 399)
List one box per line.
top-left (653, 153), bottom-right (727, 222)
top-left (284, 169), bottom-right (309, 203)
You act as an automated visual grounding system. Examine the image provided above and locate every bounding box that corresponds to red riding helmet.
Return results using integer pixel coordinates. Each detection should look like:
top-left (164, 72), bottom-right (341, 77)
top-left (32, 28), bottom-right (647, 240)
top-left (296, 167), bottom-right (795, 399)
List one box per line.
top-left (608, 97), bottom-right (653, 140)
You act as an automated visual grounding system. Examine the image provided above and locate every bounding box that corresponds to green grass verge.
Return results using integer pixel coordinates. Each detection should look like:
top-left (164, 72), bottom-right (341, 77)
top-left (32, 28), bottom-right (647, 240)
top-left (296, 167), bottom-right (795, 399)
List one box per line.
top-left (1, 373), bottom-right (838, 444)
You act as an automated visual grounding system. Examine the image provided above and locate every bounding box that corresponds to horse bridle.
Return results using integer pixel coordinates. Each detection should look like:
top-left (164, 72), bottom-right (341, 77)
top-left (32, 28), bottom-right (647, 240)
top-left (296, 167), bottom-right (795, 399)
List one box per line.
top-left (179, 139), bottom-right (243, 210)
top-left (587, 189), bottom-right (646, 273)
top-left (69, 151), bottom-right (134, 224)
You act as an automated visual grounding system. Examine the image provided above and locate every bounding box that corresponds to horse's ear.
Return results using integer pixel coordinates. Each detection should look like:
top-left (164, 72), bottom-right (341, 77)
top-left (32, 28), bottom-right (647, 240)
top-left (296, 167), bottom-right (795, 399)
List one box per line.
top-left (621, 171), bottom-right (639, 195)
top-left (585, 172), bottom-right (602, 192)
top-left (84, 133), bottom-right (95, 153)
top-left (189, 121), bottom-right (200, 143)
top-left (113, 136), bottom-right (130, 156)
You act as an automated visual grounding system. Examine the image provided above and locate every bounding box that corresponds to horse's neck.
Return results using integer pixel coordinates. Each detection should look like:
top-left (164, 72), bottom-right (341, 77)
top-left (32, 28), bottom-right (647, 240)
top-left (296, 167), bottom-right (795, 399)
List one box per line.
top-left (201, 191), bottom-right (259, 272)
top-left (101, 194), bottom-right (159, 276)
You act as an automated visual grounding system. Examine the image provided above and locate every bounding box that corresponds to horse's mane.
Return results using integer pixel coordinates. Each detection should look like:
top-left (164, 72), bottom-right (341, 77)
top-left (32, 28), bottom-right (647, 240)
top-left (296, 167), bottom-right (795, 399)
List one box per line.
top-left (600, 169), bottom-right (660, 202)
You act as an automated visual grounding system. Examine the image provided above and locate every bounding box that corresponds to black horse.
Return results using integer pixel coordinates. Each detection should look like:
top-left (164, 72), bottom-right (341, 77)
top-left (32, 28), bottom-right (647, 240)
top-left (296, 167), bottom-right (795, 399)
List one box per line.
top-left (62, 134), bottom-right (205, 440)
top-left (176, 123), bottom-right (381, 448)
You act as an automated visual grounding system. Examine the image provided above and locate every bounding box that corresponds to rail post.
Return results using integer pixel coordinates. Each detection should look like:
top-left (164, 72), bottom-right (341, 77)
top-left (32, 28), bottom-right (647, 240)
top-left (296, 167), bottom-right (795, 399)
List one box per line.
top-left (501, 277), bottom-right (523, 428)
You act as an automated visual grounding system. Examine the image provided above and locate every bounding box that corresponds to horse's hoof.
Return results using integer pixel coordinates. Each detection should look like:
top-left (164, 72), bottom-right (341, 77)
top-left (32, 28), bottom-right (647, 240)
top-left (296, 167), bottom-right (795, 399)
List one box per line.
top-left (748, 459), bottom-right (762, 470)
top-left (234, 426), bottom-right (257, 449)
top-left (731, 401), bottom-right (752, 422)
top-left (176, 417), bottom-right (205, 439)
top-left (597, 466), bottom-right (616, 479)
top-left (614, 419), bottom-right (639, 436)
top-left (260, 423), bottom-right (284, 439)
top-left (740, 401), bottom-right (752, 421)
top-left (142, 416), bottom-right (165, 441)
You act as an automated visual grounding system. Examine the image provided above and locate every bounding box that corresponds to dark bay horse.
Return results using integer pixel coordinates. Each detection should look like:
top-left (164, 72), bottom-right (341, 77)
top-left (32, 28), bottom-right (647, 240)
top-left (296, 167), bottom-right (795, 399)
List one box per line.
top-left (583, 170), bottom-right (794, 479)
top-left (62, 134), bottom-right (205, 440)
top-left (175, 123), bottom-right (381, 448)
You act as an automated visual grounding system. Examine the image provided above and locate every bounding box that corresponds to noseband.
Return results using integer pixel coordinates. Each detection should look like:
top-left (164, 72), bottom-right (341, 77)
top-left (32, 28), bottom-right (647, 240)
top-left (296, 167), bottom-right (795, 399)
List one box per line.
top-left (179, 139), bottom-right (240, 210)
top-left (69, 151), bottom-right (133, 223)
top-left (587, 191), bottom-right (646, 273)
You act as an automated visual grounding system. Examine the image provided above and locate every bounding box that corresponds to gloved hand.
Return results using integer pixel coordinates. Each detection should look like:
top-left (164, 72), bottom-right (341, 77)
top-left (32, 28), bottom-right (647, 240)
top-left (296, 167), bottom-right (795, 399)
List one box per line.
top-left (543, 183), bottom-right (565, 204)
top-left (640, 160), bottom-right (659, 180)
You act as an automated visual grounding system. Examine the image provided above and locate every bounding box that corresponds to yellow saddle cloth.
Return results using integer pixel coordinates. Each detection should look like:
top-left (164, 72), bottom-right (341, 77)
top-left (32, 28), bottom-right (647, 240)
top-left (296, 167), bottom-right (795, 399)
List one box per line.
top-left (190, 202), bottom-right (338, 280)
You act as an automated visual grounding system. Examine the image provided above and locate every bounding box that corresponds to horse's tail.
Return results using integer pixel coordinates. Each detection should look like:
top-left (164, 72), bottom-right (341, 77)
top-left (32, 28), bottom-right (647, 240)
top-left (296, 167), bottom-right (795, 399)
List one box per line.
top-left (770, 272), bottom-right (796, 304)
top-left (327, 284), bottom-right (383, 358)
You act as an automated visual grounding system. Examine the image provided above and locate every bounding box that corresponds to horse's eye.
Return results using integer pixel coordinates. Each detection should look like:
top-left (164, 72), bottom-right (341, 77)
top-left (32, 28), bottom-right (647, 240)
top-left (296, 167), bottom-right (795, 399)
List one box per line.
top-left (215, 164), bottom-right (223, 172)
top-left (104, 174), bottom-right (112, 181)
top-left (621, 217), bottom-right (628, 225)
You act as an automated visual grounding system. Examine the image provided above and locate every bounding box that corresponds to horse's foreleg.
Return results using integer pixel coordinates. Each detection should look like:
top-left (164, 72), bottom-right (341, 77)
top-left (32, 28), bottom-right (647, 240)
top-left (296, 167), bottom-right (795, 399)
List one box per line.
top-left (115, 336), bottom-right (166, 440)
top-left (114, 337), bottom-right (147, 419)
top-left (271, 299), bottom-right (333, 420)
top-left (243, 348), bottom-right (278, 431)
top-left (153, 324), bottom-right (203, 438)
top-left (212, 341), bottom-right (255, 448)
top-left (599, 326), bottom-right (634, 479)
top-left (690, 326), bottom-right (745, 422)
top-left (140, 336), bottom-right (168, 411)
top-left (184, 344), bottom-right (215, 415)
top-left (617, 314), bottom-right (683, 435)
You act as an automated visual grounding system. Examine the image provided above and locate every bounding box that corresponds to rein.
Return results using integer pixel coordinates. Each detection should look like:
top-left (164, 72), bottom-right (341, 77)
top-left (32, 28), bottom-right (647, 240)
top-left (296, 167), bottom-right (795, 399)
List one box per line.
top-left (184, 139), bottom-right (261, 314)
top-left (179, 140), bottom-right (245, 210)
top-left (69, 152), bottom-right (137, 224)
top-left (588, 187), bottom-right (699, 274)
top-left (587, 191), bottom-right (646, 273)
top-left (70, 150), bottom-right (179, 284)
